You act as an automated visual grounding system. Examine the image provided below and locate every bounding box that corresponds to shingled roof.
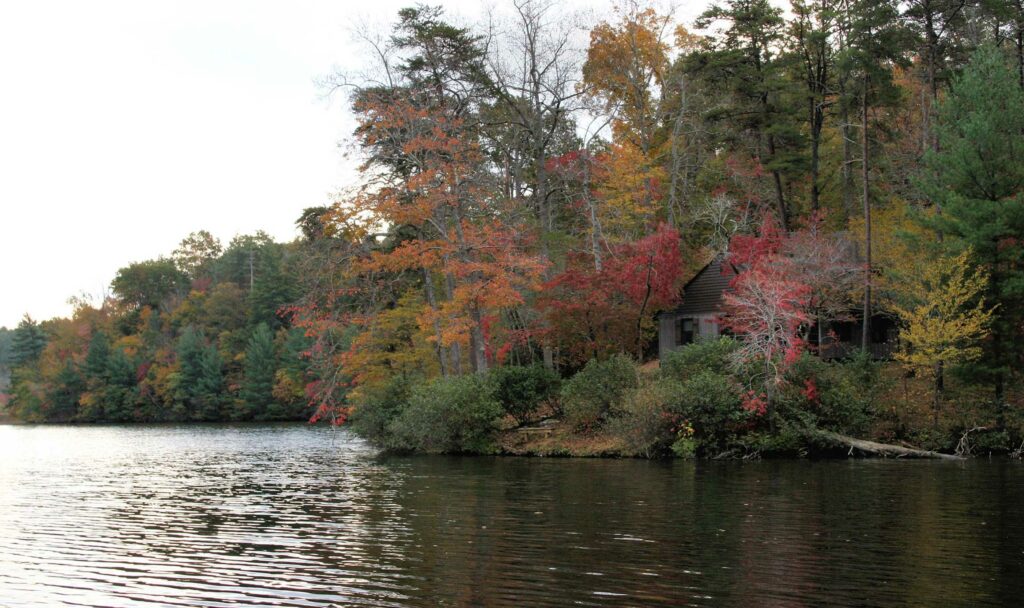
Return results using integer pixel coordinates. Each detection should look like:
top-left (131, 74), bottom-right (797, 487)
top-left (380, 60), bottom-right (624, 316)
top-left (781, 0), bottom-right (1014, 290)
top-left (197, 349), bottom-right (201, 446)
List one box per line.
top-left (668, 255), bottom-right (735, 316)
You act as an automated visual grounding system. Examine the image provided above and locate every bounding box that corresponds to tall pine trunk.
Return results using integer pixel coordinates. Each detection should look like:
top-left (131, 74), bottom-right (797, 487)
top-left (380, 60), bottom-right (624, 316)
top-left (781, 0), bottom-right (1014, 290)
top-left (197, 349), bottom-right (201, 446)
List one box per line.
top-left (861, 75), bottom-right (872, 352)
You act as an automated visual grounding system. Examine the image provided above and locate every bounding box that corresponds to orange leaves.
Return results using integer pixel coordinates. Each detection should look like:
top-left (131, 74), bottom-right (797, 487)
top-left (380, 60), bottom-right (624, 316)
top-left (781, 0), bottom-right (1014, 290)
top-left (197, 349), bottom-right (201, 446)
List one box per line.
top-left (583, 6), bottom-right (671, 149)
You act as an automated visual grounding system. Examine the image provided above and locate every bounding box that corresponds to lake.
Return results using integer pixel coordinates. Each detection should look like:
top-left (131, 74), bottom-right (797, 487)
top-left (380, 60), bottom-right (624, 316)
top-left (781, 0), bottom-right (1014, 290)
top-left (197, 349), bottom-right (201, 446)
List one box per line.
top-left (0, 424), bottom-right (1021, 607)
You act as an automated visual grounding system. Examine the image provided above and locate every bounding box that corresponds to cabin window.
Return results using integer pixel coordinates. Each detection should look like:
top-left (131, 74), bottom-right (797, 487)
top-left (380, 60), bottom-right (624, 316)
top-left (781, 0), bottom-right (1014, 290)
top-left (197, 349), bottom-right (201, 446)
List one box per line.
top-left (676, 317), bottom-right (695, 345)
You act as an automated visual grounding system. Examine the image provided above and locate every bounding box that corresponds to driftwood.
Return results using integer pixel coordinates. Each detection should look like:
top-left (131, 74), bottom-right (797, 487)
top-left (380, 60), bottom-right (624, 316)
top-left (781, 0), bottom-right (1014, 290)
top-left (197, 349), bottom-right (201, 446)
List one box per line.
top-left (955, 426), bottom-right (990, 457)
top-left (815, 431), bottom-right (964, 460)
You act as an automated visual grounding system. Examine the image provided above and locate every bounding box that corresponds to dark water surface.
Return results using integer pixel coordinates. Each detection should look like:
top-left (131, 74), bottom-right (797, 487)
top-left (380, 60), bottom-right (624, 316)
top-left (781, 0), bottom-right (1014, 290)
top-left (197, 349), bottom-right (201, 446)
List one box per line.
top-left (1, 424), bottom-right (1022, 607)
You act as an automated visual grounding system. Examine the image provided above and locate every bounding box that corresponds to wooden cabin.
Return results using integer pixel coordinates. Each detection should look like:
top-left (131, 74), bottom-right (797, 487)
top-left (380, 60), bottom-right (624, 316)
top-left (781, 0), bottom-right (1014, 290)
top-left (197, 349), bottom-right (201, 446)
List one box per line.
top-left (656, 256), bottom-right (896, 361)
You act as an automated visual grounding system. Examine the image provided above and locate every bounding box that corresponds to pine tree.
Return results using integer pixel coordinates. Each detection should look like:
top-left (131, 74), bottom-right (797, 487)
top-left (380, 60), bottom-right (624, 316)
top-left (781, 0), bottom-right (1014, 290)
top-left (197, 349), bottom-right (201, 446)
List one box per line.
top-left (47, 361), bottom-right (83, 421)
top-left (239, 323), bottom-right (277, 420)
top-left (11, 315), bottom-right (46, 366)
top-left (173, 326), bottom-right (223, 421)
top-left (689, 0), bottom-right (805, 229)
top-left (102, 349), bottom-right (139, 422)
top-left (920, 44), bottom-right (1024, 423)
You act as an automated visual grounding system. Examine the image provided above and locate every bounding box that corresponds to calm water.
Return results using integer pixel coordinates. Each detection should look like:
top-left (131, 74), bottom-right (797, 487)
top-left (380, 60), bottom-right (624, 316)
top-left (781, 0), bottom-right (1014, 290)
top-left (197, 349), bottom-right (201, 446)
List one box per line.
top-left (0, 425), bottom-right (1021, 607)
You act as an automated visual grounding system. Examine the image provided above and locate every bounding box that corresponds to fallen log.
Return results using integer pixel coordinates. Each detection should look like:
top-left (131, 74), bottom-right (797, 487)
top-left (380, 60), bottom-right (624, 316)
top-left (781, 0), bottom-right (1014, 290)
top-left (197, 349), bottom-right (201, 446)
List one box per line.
top-left (814, 431), bottom-right (964, 460)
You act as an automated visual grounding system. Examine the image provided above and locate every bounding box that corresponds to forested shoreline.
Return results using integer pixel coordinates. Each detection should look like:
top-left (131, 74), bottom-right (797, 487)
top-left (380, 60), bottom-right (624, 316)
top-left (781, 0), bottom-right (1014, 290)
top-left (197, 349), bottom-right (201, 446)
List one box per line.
top-left (3, 0), bottom-right (1024, 458)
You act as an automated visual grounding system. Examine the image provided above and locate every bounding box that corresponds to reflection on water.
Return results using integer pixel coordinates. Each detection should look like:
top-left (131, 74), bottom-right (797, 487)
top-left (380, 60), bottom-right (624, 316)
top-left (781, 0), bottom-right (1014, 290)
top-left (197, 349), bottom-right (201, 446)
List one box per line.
top-left (0, 424), bottom-right (1022, 607)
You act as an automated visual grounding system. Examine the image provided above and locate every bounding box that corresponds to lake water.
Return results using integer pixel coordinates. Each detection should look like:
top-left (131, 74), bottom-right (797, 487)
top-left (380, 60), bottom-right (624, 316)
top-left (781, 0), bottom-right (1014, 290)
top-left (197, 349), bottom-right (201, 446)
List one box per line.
top-left (0, 424), bottom-right (1021, 607)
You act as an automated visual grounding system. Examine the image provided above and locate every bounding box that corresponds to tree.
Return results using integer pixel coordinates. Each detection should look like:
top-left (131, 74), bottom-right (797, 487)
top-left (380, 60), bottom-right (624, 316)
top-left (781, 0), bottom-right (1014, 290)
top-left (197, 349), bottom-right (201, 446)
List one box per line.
top-left (582, 3), bottom-right (672, 156)
top-left (172, 326), bottom-right (224, 421)
top-left (689, 0), bottom-right (804, 230)
top-left (835, 0), bottom-right (909, 348)
top-left (240, 323), bottom-right (277, 420)
top-left (919, 44), bottom-right (1024, 422)
top-left (11, 315), bottom-right (46, 366)
top-left (787, 0), bottom-right (838, 213)
top-left (541, 224), bottom-right (683, 365)
top-left (891, 250), bottom-right (994, 425)
top-left (723, 216), bottom-right (814, 423)
top-left (111, 259), bottom-right (189, 311)
top-left (172, 230), bottom-right (223, 280)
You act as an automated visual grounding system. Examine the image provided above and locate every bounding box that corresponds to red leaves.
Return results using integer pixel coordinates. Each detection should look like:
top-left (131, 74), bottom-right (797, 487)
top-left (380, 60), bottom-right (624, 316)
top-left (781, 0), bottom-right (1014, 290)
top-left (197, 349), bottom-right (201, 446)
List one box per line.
top-left (741, 390), bottom-right (768, 416)
top-left (540, 224), bottom-right (683, 364)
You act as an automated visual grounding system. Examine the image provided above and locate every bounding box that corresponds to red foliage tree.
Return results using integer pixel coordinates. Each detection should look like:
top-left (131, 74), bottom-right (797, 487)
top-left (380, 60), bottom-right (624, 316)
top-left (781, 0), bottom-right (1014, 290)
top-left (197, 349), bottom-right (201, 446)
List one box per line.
top-left (541, 223), bottom-right (684, 364)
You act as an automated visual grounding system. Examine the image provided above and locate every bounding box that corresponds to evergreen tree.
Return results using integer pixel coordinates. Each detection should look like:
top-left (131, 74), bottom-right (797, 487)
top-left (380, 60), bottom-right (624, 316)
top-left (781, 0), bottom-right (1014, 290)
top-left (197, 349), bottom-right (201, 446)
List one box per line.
top-left (11, 315), bottom-right (46, 366)
top-left (102, 349), bottom-right (139, 422)
top-left (920, 44), bottom-right (1024, 422)
top-left (239, 323), bottom-right (277, 420)
top-left (47, 360), bottom-right (83, 421)
top-left (173, 326), bottom-right (211, 420)
top-left (689, 0), bottom-right (805, 229)
top-left (194, 345), bottom-right (225, 421)
top-left (83, 331), bottom-right (111, 383)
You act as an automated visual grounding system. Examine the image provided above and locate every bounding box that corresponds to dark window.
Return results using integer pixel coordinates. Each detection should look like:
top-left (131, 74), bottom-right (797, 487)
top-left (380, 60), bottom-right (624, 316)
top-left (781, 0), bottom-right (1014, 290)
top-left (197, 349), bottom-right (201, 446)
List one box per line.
top-left (676, 317), bottom-right (695, 345)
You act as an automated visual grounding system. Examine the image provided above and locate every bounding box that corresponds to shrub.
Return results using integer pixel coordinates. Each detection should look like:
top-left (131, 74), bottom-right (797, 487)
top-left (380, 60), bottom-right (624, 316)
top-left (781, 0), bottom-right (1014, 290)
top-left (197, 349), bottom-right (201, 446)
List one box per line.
top-left (661, 337), bottom-right (739, 381)
top-left (674, 370), bottom-right (746, 454)
top-left (781, 351), bottom-right (881, 435)
top-left (560, 355), bottom-right (638, 430)
top-left (488, 364), bottom-right (561, 424)
top-left (348, 374), bottom-right (418, 445)
top-left (608, 379), bottom-right (683, 458)
top-left (387, 374), bottom-right (503, 454)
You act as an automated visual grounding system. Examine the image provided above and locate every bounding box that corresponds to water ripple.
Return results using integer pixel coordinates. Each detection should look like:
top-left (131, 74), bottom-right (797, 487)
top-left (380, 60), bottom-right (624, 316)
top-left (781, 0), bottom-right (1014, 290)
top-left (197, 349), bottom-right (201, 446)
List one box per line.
top-left (0, 424), bottom-right (1022, 607)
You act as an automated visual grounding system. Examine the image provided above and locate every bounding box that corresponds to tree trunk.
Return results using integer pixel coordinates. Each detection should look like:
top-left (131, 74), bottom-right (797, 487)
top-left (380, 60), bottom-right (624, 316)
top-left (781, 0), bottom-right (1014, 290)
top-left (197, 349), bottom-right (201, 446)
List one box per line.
top-left (861, 76), bottom-right (872, 352)
top-left (841, 108), bottom-right (855, 220)
top-left (810, 95), bottom-right (822, 213)
top-left (469, 306), bottom-right (488, 374)
top-left (767, 134), bottom-right (789, 231)
top-left (815, 430), bottom-right (963, 459)
top-left (444, 271), bottom-right (463, 375)
top-left (635, 257), bottom-right (654, 362)
top-left (423, 268), bottom-right (448, 377)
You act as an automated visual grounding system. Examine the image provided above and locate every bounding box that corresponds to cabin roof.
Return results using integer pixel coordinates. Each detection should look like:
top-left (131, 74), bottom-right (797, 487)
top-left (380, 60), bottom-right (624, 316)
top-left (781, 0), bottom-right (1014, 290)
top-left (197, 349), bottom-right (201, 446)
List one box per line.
top-left (664, 254), bottom-right (734, 317)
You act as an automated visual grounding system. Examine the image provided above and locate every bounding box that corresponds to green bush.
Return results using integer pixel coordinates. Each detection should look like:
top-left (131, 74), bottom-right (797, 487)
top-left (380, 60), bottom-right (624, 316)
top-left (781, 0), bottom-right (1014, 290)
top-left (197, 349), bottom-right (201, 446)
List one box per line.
top-left (387, 374), bottom-right (503, 454)
top-left (674, 370), bottom-right (746, 454)
top-left (488, 364), bottom-right (560, 424)
top-left (348, 374), bottom-right (418, 445)
top-left (781, 351), bottom-right (881, 435)
top-left (661, 337), bottom-right (739, 381)
top-left (608, 379), bottom-right (683, 458)
top-left (560, 355), bottom-right (638, 430)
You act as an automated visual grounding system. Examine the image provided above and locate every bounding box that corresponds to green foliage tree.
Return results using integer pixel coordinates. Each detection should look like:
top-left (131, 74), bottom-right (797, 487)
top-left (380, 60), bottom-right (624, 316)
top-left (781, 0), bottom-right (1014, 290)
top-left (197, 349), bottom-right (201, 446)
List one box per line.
top-left (689, 0), bottom-right (805, 229)
top-left (11, 315), bottom-right (46, 366)
top-left (46, 360), bottom-right (83, 421)
top-left (172, 326), bottom-right (224, 421)
top-left (920, 44), bottom-right (1024, 422)
top-left (111, 259), bottom-right (189, 311)
top-left (239, 323), bottom-right (277, 420)
top-left (101, 349), bottom-right (140, 422)
top-left (172, 230), bottom-right (223, 280)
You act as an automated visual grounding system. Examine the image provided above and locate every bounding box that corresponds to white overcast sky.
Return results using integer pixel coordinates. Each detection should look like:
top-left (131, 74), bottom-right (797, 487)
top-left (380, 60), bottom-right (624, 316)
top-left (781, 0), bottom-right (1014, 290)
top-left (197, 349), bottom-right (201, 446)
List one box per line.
top-left (0, 0), bottom-right (712, 329)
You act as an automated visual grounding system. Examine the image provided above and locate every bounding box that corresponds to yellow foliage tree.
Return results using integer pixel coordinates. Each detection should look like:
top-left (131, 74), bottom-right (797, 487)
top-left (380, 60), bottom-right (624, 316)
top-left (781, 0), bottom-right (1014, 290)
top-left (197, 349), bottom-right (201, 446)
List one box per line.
top-left (890, 249), bottom-right (994, 424)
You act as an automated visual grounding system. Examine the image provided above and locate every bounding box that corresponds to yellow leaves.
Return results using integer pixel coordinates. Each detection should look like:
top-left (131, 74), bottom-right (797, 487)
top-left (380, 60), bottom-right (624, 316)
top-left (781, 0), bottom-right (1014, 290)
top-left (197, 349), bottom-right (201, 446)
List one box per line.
top-left (343, 289), bottom-right (440, 401)
top-left (583, 6), bottom-right (671, 149)
top-left (595, 141), bottom-right (667, 241)
top-left (848, 199), bottom-right (931, 306)
top-left (891, 249), bottom-right (994, 374)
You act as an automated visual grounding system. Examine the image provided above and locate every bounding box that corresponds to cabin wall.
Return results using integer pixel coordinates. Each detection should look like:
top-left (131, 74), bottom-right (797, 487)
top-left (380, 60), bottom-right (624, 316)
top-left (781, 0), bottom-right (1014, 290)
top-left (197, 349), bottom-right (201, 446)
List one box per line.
top-left (657, 312), bottom-right (721, 360)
